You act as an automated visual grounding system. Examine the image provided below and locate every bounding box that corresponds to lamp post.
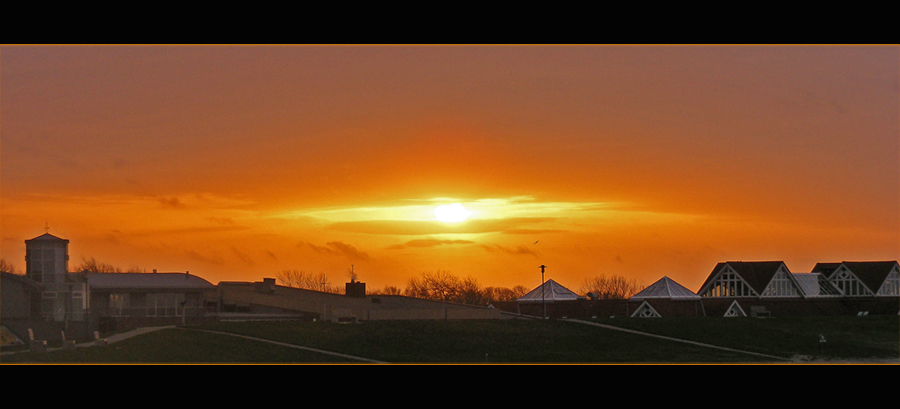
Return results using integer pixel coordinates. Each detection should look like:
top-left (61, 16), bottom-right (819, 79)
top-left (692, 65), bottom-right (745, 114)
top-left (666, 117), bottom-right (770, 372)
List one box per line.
top-left (539, 264), bottom-right (546, 319)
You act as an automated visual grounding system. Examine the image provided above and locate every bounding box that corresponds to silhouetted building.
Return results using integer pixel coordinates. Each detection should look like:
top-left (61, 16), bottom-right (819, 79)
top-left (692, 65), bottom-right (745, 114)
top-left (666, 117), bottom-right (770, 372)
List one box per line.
top-left (628, 276), bottom-right (703, 318)
top-left (23, 233), bottom-right (89, 323)
top-left (814, 261), bottom-right (900, 297)
top-left (698, 261), bottom-right (803, 298)
top-left (345, 278), bottom-right (366, 297)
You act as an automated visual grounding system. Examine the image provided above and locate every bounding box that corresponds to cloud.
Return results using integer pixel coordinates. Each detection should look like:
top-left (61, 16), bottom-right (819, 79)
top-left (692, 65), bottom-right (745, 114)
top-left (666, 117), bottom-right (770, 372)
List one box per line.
top-left (301, 241), bottom-right (370, 261)
top-left (183, 249), bottom-right (225, 265)
top-left (230, 246), bottom-right (255, 265)
top-left (502, 228), bottom-right (566, 235)
top-left (479, 244), bottom-right (538, 257)
top-left (159, 196), bottom-right (183, 208)
top-left (386, 238), bottom-right (474, 250)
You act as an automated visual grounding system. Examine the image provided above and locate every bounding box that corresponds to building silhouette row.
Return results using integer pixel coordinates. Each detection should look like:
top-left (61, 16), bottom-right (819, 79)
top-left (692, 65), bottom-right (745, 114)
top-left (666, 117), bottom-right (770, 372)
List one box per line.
top-left (494, 260), bottom-right (899, 319)
top-left (2, 232), bottom-right (898, 346)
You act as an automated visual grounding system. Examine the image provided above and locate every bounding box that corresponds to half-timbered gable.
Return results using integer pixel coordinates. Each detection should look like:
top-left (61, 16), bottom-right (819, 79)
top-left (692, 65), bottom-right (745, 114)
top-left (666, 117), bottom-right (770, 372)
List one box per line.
top-left (698, 261), bottom-right (798, 298)
top-left (723, 300), bottom-right (747, 317)
top-left (697, 263), bottom-right (758, 297)
top-left (760, 267), bottom-right (804, 297)
top-left (823, 261), bottom-right (900, 297)
top-left (630, 300), bottom-right (661, 317)
top-left (876, 264), bottom-right (899, 296)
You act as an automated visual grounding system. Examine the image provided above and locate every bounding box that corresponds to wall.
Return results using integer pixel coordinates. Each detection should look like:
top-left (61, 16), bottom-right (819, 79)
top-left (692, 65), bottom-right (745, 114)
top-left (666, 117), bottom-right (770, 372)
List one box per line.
top-left (216, 281), bottom-right (505, 321)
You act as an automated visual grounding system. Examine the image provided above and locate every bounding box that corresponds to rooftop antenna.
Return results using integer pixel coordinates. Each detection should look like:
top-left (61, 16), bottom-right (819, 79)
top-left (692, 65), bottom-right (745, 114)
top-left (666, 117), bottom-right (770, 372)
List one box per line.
top-left (45, 222), bottom-right (50, 234)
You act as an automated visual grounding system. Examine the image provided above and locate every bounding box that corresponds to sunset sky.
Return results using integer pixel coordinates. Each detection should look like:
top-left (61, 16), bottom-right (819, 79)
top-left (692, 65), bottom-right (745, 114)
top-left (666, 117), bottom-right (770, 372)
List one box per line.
top-left (1, 44), bottom-right (897, 293)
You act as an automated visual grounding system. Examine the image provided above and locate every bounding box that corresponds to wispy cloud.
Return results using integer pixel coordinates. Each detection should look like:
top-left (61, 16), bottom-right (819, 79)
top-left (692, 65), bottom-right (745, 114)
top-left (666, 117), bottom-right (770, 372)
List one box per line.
top-left (183, 249), bottom-right (225, 265)
top-left (159, 196), bottom-right (183, 208)
top-left (480, 244), bottom-right (538, 257)
top-left (301, 241), bottom-right (370, 261)
top-left (230, 246), bottom-right (255, 265)
top-left (387, 238), bottom-right (474, 250)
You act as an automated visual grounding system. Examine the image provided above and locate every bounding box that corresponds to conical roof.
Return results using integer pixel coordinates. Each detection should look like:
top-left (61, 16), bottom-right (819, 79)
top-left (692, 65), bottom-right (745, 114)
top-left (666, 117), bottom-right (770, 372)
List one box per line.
top-left (630, 276), bottom-right (700, 300)
top-left (517, 279), bottom-right (581, 303)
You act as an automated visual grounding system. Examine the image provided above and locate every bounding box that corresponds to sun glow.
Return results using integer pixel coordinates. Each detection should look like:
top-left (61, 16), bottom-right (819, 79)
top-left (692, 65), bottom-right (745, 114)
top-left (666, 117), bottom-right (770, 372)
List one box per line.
top-left (434, 203), bottom-right (473, 223)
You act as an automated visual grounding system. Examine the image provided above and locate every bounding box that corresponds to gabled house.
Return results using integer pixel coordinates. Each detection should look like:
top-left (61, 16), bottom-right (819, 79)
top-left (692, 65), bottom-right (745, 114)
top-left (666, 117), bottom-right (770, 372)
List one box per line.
top-left (697, 261), bottom-right (804, 298)
top-left (814, 261), bottom-right (900, 297)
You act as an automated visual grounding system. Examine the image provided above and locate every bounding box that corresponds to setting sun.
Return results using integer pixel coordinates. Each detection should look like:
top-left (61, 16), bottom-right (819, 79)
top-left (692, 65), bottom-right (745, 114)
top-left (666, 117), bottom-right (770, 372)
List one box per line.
top-left (434, 203), bottom-right (473, 223)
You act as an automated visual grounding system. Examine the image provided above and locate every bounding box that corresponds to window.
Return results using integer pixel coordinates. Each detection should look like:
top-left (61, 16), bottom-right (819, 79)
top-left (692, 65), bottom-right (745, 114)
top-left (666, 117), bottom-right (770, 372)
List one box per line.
top-left (632, 302), bottom-right (660, 317)
top-left (761, 270), bottom-right (800, 297)
top-left (147, 293), bottom-right (185, 317)
top-left (877, 270), bottom-right (900, 296)
top-left (831, 269), bottom-right (872, 296)
top-left (724, 301), bottom-right (746, 317)
top-left (701, 269), bottom-right (757, 297)
top-left (110, 293), bottom-right (129, 316)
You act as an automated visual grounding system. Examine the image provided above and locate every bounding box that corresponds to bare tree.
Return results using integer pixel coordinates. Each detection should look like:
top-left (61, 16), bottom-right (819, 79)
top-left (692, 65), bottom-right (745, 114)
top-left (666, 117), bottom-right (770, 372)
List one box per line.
top-left (0, 258), bottom-right (19, 274)
top-left (404, 271), bottom-right (529, 306)
top-left (458, 276), bottom-right (488, 306)
top-left (276, 269), bottom-right (342, 293)
top-left (125, 265), bottom-right (148, 273)
top-left (405, 270), bottom-right (463, 302)
top-left (370, 285), bottom-right (403, 296)
top-left (484, 285), bottom-right (528, 302)
top-left (75, 256), bottom-right (122, 273)
top-left (579, 275), bottom-right (644, 300)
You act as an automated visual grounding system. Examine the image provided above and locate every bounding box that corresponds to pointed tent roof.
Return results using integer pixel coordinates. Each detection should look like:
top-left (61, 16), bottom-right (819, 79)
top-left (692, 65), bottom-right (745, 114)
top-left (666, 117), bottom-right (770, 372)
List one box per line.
top-left (630, 276), bottom-right (700, 300)
top-left (517, 279), bottom-right (581, 303)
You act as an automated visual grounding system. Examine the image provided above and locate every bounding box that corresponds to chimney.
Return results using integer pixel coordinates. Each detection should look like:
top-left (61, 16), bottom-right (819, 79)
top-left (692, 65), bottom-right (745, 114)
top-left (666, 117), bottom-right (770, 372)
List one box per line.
top-left (345, 280), bottom-right (366, 297)
top-left (257, 278), bottom-right (276, 293)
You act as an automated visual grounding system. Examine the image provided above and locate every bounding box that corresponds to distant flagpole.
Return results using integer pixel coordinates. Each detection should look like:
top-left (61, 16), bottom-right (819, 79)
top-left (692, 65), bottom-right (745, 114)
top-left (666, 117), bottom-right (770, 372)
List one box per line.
top-left (540, 264), bottom-right (546, 319)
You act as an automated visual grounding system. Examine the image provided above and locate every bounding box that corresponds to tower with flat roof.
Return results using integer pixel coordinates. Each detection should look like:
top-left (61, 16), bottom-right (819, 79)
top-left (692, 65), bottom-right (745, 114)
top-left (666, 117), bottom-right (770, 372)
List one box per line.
top-left (25, 232), bottom-right (83, 322)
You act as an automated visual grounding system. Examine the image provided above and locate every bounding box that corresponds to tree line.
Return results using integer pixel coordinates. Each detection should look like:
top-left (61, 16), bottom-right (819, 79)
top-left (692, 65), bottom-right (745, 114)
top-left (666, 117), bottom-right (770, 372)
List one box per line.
top-left (1, 256), bottom-right (645, 306)
top-left (275, 269), bottom-right (644, 307)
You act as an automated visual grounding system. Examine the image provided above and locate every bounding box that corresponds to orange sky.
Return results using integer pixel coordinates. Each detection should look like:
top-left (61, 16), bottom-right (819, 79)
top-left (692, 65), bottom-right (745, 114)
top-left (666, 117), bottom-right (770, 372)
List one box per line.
top-left (1, 45), bottom-right (898, 293)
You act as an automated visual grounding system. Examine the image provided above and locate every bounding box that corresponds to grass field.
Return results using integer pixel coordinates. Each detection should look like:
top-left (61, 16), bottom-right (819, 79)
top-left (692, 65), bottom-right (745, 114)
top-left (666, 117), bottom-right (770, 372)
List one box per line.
top-left (2, 315), bottom-right (897, 364)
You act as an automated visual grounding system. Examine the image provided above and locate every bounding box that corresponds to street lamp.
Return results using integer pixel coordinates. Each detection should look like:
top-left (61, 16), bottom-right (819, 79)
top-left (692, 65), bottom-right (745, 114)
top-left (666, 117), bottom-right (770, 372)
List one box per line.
top-left (539, 264), bottom-right (547, 319)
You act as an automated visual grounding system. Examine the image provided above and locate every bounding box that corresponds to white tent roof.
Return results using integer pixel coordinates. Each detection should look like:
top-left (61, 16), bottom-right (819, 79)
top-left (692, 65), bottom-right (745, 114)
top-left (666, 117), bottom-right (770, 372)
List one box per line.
top-left (629, 276), bottom-right (700, 300)
top-left (517, 279), bottom-right (581, 303)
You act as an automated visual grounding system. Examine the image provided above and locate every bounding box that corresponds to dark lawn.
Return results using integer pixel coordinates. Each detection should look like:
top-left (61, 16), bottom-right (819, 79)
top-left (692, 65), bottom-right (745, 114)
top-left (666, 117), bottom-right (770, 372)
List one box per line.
top-left (2, 316), bottom-right (896, 364)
